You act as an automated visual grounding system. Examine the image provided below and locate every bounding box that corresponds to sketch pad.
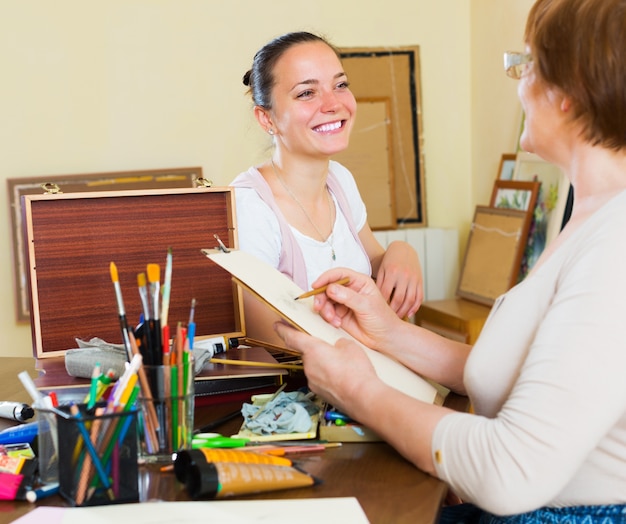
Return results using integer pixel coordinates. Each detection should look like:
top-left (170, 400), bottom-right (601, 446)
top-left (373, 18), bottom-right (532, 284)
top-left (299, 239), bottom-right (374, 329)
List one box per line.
top-left (203, 249), bottom-right (441, 405)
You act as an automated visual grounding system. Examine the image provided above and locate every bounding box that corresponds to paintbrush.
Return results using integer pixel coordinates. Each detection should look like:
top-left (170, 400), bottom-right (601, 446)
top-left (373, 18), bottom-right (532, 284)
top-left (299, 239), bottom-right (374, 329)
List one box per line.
top-left (249, 382), bottom-right (288, 421)
top-left (109, 262), bottom-right (133, 361)
top-left (137, 272), bottom-right (151, 322)
top-left (161, 247), bottom-right (173, 329)
top-left (188, 297), bottom-right (196, 325)
top-left (146, 263), bottom-right (162, 367)
top-left (136, 272), bottom-right (153, 362)
top-left (187, 298), bottom-right (196, 351)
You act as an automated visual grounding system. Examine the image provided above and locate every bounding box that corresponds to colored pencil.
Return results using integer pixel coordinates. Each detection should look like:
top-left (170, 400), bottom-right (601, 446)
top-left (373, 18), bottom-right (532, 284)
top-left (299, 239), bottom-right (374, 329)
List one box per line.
top-left (75, 406), bottom-right (104, 506)
top-left (128, 332), bottom-right (159, 451)
top-left (97, 384), bottom-right (140, 481)
top-left (69, 405), bottom-right (114, 502)
top-left (86, 363), bottom-right (101, 411)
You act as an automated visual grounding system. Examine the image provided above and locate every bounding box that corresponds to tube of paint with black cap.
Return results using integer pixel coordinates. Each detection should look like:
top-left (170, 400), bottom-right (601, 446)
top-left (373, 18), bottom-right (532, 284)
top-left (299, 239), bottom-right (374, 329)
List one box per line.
top-left (0, 402), bottom-right (35, 423)
top-left (174, 449), bottom-right (315, 499)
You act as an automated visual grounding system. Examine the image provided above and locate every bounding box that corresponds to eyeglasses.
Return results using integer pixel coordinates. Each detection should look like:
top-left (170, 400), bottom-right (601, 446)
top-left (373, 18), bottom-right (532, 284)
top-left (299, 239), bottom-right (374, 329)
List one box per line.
top-left (504, 51), bottom-right (533, 79)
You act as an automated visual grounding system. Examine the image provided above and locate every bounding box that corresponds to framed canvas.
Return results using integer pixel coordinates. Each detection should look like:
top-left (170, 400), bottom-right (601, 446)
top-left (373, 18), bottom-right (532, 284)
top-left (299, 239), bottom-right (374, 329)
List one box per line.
top-left (339, 46), bottom-right (426, 226)
top-left (332, 98), bottom-right (396, 229)
top-left (490, 179), bottom-right (539, 213)
top-left (497, 153), bottom-right (517, 181)
top-left (8, 167), bottom-right (202, 322)
top-left (457, 206), bottom-right (528, 306)
top-left (512, 152), bottom-right (570, 276)
top-left (490, 179), bottom-right (540, 284)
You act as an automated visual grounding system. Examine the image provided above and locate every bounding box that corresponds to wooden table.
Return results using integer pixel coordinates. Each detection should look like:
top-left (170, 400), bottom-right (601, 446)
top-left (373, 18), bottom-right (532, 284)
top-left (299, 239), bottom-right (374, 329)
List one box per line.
top-left (0, 357), bottom-right (452, 524)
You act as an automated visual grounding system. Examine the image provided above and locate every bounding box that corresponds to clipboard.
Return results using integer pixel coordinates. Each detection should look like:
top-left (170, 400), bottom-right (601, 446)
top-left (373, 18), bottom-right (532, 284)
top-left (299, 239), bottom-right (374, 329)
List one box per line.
top-left (202, 248), bottom-right (443, 406)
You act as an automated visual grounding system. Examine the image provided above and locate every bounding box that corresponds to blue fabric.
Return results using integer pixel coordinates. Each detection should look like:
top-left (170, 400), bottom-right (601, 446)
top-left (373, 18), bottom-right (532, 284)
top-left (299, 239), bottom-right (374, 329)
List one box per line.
top-left (438, 503), bottom-right (626, 523)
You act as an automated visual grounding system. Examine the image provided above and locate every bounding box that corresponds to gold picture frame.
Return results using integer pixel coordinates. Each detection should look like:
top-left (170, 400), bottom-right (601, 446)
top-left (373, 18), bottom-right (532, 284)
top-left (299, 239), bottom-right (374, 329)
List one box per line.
top-left (8, 167), bottom-right (202, 322)
top-left (332, 97), bottom-right (396, 230)
top-left (339, 46), bottom-right (426, 226)
top-left (457, 206), bottom-right (527, 306)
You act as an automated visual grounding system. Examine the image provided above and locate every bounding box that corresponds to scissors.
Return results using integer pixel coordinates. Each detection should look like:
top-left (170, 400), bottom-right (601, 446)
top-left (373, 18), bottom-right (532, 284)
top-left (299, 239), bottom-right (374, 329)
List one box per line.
top-left (191, 433), bottom-right (250, 449)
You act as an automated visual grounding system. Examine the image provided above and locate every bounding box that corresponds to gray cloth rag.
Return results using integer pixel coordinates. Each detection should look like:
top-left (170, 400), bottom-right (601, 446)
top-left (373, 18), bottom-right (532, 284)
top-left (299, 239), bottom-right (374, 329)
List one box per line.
top-left (64, 338), bottom-right (127, 379)
top-left (64, 337), bottom-right (215, 379)
top-left (241, 391), bottom-right (319, 435)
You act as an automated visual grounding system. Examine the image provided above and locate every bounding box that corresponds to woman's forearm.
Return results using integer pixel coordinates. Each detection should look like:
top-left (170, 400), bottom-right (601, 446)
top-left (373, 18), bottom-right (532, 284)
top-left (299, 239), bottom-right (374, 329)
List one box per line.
top-left (376, 319), bottom-right (470, 394)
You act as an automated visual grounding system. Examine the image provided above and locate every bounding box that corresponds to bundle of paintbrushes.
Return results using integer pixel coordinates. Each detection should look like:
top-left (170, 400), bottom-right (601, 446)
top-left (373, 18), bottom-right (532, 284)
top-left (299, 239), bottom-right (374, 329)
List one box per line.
top-left (109, 249), bottom-right (195, 461)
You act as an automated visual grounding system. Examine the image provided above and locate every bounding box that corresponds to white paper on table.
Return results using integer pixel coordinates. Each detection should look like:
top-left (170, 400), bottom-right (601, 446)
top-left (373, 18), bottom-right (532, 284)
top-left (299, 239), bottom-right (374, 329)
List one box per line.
top-left (10, 497), bottom-right (370, 524)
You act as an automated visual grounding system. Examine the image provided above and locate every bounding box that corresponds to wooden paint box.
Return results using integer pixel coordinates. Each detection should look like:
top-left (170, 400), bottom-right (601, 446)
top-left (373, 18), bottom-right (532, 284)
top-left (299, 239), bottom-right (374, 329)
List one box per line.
top-left (21, 186), bottom-right (285, 396)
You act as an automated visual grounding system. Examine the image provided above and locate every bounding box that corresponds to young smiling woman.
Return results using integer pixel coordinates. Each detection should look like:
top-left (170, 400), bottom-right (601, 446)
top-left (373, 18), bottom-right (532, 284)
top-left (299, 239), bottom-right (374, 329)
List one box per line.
top-left (230, 32), bottom-right (423, 347)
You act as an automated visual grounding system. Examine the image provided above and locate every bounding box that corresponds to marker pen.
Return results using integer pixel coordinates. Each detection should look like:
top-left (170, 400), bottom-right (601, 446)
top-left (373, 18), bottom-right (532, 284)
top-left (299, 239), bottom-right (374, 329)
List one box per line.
top-left (25, 482), bottom-right (60, 502)
top-left (324, 410), bottom-right (354, 423)
top-left (194, 336), bottom-right (233, 358)
top-left (0, 421), bottom-right (38, 445)
top-left (0, 401), bottom-right (35, 422)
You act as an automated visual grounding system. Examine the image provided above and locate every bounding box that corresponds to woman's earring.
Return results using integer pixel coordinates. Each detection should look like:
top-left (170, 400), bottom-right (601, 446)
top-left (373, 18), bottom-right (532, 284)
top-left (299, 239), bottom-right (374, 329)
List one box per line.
top-left (268, 129), bottom-right (275, 135)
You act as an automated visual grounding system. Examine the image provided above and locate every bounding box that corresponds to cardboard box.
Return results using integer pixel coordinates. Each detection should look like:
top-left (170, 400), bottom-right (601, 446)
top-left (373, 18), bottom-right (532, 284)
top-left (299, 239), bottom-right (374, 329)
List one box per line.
top-left (21, 186), bottom-right (286, 395)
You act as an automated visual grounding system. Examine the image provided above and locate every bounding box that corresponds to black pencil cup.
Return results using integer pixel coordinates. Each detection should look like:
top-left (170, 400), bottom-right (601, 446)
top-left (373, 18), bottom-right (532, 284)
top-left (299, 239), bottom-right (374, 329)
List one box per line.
top-left (56, 403), bottom-right (139, 506)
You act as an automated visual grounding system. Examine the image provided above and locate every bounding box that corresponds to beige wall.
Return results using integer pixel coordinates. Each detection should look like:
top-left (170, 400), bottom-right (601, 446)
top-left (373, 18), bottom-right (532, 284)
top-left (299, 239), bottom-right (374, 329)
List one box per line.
top-left (0, 0), bottom-right (534, 357)
top-left (471, 0), bottom-right (535, 229)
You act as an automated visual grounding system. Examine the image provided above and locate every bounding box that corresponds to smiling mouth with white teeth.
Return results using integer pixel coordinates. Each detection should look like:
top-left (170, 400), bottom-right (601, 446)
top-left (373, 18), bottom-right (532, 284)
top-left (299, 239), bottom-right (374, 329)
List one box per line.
top-left (313, 121), bottom-right (344, 133)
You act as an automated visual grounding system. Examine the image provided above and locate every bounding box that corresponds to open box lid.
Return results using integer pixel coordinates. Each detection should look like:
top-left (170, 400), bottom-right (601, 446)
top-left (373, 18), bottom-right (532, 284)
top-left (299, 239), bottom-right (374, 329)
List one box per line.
top-left (22, 186), bottom-right (245, 358)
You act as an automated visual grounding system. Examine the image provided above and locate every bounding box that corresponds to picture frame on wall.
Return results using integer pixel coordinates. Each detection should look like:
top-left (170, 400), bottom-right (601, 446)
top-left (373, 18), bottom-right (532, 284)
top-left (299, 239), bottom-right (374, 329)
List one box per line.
top-left (339, 46), bottom-right (426, 226)
top-left (332, 97), bottom-right (396, 230)
top-left (7, 167), bottom-right (201, 322)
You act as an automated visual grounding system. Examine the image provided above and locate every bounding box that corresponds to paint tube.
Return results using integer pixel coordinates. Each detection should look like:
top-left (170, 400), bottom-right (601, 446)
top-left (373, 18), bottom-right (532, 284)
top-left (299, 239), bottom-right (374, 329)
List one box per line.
top-left (174, 449), bottom-right (315, 499)
top-left (176, 448), bottom-right (292, 476)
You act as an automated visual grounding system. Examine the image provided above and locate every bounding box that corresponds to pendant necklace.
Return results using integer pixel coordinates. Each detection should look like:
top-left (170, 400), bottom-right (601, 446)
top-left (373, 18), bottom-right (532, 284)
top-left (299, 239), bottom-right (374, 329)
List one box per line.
top-left (271, 160), bottom-right (336, 261)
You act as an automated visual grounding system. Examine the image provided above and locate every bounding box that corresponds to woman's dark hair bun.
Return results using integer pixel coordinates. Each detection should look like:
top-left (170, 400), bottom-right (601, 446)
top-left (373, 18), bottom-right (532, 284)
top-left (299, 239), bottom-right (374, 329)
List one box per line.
top-left (242, 70), bottom-right (252, 86)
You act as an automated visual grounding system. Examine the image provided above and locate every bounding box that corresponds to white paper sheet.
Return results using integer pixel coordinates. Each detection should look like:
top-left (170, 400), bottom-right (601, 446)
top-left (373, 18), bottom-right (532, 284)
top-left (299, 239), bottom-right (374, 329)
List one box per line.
top-left (10, 497), bottom-right (370, 524)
